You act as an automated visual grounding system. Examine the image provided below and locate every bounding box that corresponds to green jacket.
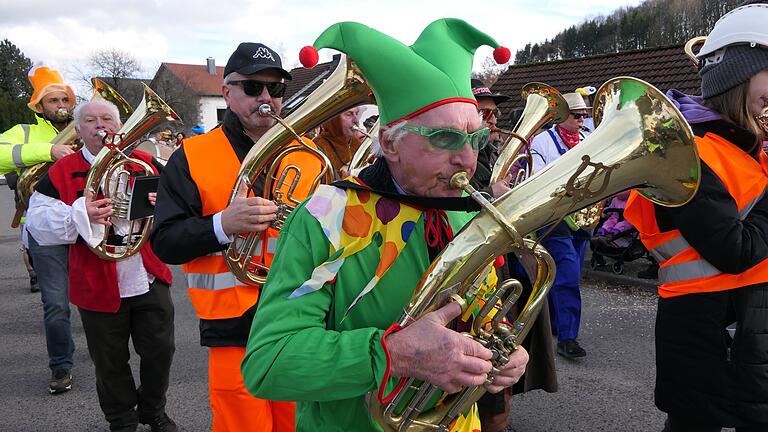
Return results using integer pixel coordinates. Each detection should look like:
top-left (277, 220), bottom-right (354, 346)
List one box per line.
top-left (0, 115), bottom-right (59, 175)
top-left (242, 187), bottom-right (476, 431)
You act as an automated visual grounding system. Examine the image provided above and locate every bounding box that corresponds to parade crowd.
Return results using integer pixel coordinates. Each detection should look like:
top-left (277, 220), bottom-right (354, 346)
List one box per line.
top-left (2, 2), bottom-right (768, 431)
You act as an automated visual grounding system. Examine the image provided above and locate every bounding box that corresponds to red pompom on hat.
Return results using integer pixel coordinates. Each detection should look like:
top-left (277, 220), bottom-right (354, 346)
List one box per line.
top-left (493, 46), bottom-right (511, 64)
top-left (299, 46), bottom-right (319, 68)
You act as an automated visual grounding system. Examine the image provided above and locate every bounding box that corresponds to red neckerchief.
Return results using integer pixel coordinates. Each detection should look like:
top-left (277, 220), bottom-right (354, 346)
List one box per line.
top-left (557, 125), bottom-right (580, 149)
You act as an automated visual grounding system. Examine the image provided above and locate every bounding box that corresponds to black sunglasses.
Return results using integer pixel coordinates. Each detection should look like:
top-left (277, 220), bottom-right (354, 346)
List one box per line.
top-left (227, 80), bottom-right (287, 98)
top-left (571, 112), bottom-right (590, 120)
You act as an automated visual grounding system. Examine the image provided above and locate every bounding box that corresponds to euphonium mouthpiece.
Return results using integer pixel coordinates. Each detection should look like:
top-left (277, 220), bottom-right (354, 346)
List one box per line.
top-left (258, 104), bottom-right (273, 115)
top-left (449, 171), bottom-right (470, 190)
top-left (96, 130), bottom-right (107, 139)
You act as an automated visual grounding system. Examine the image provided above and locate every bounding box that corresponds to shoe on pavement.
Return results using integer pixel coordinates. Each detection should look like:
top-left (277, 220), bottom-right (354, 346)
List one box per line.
top-left (140, 413), bottom-right (178, 432)
top-left (557, 339), bottom-right (587, 358)
top-left (49, 368), bottom-right (72, 394)
top-left (30, 273), bottom-right (40, 293)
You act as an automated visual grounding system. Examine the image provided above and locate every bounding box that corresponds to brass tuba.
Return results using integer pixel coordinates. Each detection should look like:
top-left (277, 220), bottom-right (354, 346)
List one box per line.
top-left (224, 54), bottom-right (375, 285)
top-left (489, 82), bottom-right (569, 187)
top-left (12, 79), bottom-right (132, 227)
top-left (84, 84), bottom-right (180, 261)
top-left (368, 77), bottom-right (701, 431)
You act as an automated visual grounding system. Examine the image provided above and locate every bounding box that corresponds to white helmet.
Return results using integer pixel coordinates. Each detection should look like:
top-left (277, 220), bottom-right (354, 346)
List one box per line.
top-left (698, 4), bottom-right (768, 59)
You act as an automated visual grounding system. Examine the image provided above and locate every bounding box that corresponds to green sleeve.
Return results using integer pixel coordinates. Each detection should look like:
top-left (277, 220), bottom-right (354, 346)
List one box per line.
top-left (0, 125), bottom-right (54, 174)
top-left (242, 205), bottom-right (389, 402)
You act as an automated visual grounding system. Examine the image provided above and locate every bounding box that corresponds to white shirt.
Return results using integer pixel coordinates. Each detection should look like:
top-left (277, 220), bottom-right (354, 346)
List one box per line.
top-left (529, 126), bottom-right (589, 174)
top-left (26, 147), bottom-right (152, 298)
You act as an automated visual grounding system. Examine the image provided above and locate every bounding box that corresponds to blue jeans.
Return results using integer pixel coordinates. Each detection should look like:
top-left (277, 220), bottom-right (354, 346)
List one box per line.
top-left (540, 225), bottom-right (590, 342)
top-left (27, 234), bottom-right (74, 370)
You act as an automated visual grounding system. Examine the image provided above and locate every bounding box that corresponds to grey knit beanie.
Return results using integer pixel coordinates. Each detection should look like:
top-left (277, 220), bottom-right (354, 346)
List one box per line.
top-left (699, 44), bottom-right (768, 99)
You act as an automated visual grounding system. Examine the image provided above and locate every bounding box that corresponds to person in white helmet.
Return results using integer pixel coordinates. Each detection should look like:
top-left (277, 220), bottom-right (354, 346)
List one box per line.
top-left (624, 3), bottom-right (768, 431)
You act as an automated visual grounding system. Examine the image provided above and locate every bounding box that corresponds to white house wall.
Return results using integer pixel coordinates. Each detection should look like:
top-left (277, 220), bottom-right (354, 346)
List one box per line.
top-left (199, 95), bottom-right (227, 131)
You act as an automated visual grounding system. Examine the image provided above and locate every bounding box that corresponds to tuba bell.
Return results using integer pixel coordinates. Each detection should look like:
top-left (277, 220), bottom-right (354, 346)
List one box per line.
top-left (84, 84), bottom-right (180, 261)
top-left (489, 82), bottom-right (569, 187)
top-left (368, 77), bottom-right (701, 431)
top-left (12, 79), bottom-right (132, 227)
top-left (224, 54), bottom-right (375, 285)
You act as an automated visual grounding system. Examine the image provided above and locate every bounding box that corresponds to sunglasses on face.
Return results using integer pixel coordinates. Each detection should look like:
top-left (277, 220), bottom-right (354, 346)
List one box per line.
top-left (571, 112), bottom-right (590, 120)
top-left (478, 108), bottom-right (501, 121)
top-left (401, 124), bottom-right (490, 151)
top-left (226, 80), bottom-right (287, 98)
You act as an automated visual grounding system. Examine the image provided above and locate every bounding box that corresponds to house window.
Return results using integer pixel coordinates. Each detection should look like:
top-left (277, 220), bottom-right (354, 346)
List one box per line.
top-left (217, 108), bottom-right (227, 123)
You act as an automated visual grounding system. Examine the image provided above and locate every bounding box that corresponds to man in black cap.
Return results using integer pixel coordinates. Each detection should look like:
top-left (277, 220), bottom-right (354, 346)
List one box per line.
top-left (151, 42), bottom-right (309, 431)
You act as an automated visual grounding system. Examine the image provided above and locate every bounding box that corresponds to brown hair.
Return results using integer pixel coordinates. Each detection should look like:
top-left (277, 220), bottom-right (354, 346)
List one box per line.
top-left (703, 80), bottom-right (763, 154)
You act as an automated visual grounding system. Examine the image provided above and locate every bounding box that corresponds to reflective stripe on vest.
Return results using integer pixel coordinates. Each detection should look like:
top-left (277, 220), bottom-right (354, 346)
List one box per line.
top-left (650, 190), bottom-right (765, 284)
top-left (12, 144), bottom-right (24, 168)
top-left (21, 124), bottom-right (30, 144)
top-left (626, 131), bottom-right (768, 297)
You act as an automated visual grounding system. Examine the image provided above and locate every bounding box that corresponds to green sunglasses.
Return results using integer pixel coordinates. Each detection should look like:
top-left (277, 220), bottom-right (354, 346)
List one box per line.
top-left (400, 124), bottom-right (490, 151)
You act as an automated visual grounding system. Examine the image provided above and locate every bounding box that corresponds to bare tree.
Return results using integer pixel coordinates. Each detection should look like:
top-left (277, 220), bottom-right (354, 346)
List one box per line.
top-left (472, 55), bottom-right (508, 87)
top-left (151, 66), bottom-right (201, 129)
top-left (70, 48), bottom-right (147, 105)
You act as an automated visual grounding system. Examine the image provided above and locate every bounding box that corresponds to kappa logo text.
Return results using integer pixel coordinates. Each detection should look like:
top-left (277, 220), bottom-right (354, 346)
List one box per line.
top-left (253, 47), bottom-right (276, 62)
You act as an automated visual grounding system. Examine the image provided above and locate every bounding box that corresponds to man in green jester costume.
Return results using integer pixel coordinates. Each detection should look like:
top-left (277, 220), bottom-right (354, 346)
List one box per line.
top-left (241, 18), bottom-right (529, 431)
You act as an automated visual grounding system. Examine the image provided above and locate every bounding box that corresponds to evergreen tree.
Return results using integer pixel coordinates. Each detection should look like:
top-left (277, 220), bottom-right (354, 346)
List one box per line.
top-left (513, 0), bottom-right (743, 64)
top-left (0, 39), bottom-right (34, 132)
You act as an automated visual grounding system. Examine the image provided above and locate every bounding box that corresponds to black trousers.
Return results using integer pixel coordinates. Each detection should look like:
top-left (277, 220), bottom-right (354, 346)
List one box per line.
top-left (79, 281), bottom-right (175, 430)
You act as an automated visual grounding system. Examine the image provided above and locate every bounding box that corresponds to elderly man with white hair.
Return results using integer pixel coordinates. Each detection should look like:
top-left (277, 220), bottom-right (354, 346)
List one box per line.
top-left (241, 18), bottom-right (530, 432)
top-left (26, 99), bottom-right (177, 432)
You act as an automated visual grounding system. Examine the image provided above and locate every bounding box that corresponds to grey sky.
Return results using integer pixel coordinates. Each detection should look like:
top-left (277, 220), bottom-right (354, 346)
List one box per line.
top-left (1, 0), bottom-right (642, 81)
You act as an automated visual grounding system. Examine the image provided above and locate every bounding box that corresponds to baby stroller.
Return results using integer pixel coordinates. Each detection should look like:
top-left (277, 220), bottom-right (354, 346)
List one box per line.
top-left (589, 201), bottom-right (657, 276)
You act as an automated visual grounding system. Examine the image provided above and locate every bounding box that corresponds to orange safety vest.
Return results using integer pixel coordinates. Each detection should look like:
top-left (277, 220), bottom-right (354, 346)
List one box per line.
top-left (182, 127), bottom-right (324, 319)
top-left (625, 131), bottom-right (768, 298)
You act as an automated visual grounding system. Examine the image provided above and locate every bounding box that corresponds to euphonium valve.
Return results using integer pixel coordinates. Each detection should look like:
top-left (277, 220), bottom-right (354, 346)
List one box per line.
top-left (369, 77), bottom-right (700, 431)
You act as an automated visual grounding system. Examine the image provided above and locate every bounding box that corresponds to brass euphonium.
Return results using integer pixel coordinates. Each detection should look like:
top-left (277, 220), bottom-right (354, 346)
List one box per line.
top-left (12, 79), bottom-right (132, 227)
top-left (489, 82), bottom-right (569, 187)
top-left (349, 120), bottom-right (380, 173)
top-left (85, 84), bottom-right (180, 261)
top-left (368, 77), bottom-right (701, 432)
top-left (224, 54), bottom-right (375, 285)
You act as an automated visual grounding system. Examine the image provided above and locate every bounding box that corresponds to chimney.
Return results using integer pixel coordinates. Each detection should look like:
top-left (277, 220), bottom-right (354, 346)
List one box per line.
top-left (206, 57), bottom-right (216, 75)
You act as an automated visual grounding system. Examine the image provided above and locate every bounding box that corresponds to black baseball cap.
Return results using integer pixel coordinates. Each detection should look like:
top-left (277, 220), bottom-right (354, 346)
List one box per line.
top-left (224, 42), bottom-right (292, 80)
top-left (471, 78), bottom-right (509, 104)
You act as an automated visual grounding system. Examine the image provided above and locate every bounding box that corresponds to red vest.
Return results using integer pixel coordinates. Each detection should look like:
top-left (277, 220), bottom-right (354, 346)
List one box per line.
top-left (625, 131), bottom-right (768, 298)
top-left (47, 150), bottom-right (172, 312)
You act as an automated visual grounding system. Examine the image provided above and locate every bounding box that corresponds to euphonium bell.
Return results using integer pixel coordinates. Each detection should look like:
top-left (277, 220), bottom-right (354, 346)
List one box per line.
top-left (84, 84), bottom-right (180, 261)
top-left (489, 82), bottom-right (570, 186)
top-left (224, 54), bottom-right (375, 285)
top-left (368, 77), bottom-right (700, 431)
top-left (12, 79), bottom-right (132, 227)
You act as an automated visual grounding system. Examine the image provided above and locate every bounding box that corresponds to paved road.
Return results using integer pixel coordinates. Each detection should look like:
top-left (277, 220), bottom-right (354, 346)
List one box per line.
top-left (0, 187), bottom-right (692, 432)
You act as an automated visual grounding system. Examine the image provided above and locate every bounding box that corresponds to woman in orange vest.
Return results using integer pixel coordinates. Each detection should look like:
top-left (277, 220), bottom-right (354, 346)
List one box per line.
top-left (624, 4), bottom-right (768, 432)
